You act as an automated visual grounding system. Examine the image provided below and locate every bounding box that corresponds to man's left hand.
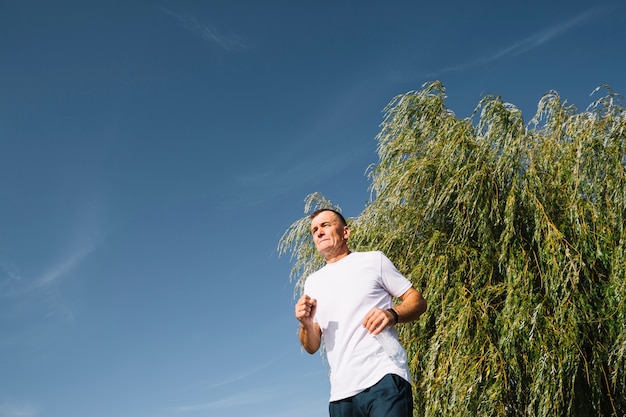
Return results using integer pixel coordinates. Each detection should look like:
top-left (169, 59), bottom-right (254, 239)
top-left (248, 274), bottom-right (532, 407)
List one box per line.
top-left (362, 308), bottom-right (394, 335)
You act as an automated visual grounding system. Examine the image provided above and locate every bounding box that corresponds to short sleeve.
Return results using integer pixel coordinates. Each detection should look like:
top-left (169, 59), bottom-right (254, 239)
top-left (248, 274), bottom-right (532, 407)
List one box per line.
top-left (379, 252), bottom-right (413, 297)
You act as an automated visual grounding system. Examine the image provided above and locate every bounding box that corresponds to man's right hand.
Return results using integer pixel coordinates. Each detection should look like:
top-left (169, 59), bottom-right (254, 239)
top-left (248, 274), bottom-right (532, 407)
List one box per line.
top-left (295, 295), bottom-right (321, 354)
top-left (295, 294), bottom-right (317, 325)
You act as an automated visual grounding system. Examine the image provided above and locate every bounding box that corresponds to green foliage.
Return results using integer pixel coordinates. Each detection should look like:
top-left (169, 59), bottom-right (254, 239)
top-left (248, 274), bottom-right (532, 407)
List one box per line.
top-left (279, 81), bottom-right (626, 416)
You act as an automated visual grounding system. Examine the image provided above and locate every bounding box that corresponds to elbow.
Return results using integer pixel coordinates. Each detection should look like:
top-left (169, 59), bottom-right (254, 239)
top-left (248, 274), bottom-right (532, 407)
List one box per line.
top-left (419, 296), bottom-right (428, 316)
top-left (305, 346), bottom-right (319, 355)
top-left (410, 294), bottom-right (427, 321)
top-left (302, 341), bottom-right (320, 354)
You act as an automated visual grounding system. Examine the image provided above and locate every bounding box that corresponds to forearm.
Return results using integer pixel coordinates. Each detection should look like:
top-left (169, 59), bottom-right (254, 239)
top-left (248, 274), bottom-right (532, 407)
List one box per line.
top-left (298, 322), bottom-right (321, 354)
top-left (392, 287), bottom-right (427, 323)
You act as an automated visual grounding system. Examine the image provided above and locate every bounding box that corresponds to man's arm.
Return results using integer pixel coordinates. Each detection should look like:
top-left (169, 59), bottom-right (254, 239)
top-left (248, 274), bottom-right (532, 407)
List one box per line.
top-left (295, 295), bottom-right (322, 354)
top-left (392, 287), bottom-right (427, 323)
top-left (298, 322), bottom-right (322, 354)
top-left (363, 287), bottom-right (427, 334)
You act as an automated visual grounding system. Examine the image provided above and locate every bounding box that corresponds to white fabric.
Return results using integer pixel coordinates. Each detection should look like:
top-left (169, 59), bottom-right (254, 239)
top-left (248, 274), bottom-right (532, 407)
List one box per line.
top-left (303, 251), bottom-right (413, 401)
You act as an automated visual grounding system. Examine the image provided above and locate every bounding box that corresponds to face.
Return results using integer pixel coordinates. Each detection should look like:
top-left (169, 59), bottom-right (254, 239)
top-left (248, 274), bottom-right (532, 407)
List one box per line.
top-left (310, 210), bottom-right (350, 260)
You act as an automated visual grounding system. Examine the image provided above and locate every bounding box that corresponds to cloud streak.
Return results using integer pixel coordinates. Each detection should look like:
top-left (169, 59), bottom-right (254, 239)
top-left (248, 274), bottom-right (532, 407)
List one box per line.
top-left (2, 197), bottom-right (101, 298)
top-left (0, 402), bottom-right (39, 417)
top-left (159, 7), bottom-right (246, 51)
top-left (0, 200), bottom-right (101, 339)
top-left (1, 241), bottom-right (96, 299)
top-left (215, 73), bottom-right (380, 210)
top-left (172, 357), bottom-right (288, 413)
top-left (173, 386), bottom-right (283, 413)
top-left (424, 6), bottom-right (606, 78)
top-left (177, 357), bottom-right (281, 396)
top-left (203, 357), bottom-right (279, 389)
top-left (36, 242), bottom-right (95, 288)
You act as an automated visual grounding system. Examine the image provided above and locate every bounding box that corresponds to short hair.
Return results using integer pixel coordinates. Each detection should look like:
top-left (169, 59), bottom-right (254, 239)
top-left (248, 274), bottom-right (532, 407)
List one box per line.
top-left (310, 208), bottom-right (347, 226)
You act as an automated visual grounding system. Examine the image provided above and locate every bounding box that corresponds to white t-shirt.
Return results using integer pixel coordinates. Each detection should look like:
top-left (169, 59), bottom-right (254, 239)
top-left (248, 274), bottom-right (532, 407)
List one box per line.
top-left (303, 251), bottom-right (413, 401)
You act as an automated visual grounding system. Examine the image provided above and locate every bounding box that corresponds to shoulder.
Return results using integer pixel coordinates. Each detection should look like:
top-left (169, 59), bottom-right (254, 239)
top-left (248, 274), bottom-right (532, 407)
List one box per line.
top-left (304, 262), bottom-right (332, 285)
top-left (305, 267), bottom-right (324, 282)
top-left (352, 250), bottom-right (390, 263)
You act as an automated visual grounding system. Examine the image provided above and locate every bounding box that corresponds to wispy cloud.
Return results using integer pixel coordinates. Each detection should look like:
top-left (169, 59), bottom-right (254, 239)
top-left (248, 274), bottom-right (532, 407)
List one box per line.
top-left (224, 152), bottom-right (350, 208)
top-left (2, 197), bottom-right (101, 298)
top-left (174, 389), bottom-right (277, 413)
top-left (424, 6), bottom-right (606, 78)
top-left (0, 402), bottom-right (39, 417)
top-left (159, 7), bottom-right (246, 51)
top-left (173, 369), bottom-right (330, 416)
top-left (172, 357), bottom-right (286, 413)
top-left (2, 241), bottom-right (96, 299)
top-left (173, 387), bottom-right (280, 412)
top-left (37, 243), bottom-right (95, 289)
top-left (203, 357), bottom-right (279, 389)
top-left (0, 200), bottom-right (101, 339)
top-left (0, 242), bottom-right (95, 345)
top-left (216, 75), bottom-right (378, 210)
top-left (0, 261), bottom-right (21, 281)
top-left (0, 260), bottom-right (21, 294)
top-left (178, 357), bottom-right (281, 395)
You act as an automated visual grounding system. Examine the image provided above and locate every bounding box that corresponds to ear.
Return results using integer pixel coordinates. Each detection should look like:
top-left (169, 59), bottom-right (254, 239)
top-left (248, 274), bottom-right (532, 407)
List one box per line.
top-left (343, 226), bottom-right (351, 240)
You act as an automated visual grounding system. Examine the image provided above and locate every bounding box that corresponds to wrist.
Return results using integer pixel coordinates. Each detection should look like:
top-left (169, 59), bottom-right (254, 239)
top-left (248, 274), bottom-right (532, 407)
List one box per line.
top-left (387, 308), bottom-right (399, 325)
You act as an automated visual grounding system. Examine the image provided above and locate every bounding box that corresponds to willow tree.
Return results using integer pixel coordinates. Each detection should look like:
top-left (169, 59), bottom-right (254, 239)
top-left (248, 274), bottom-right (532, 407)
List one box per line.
top-left (279, 81), bottom-right (626, 417)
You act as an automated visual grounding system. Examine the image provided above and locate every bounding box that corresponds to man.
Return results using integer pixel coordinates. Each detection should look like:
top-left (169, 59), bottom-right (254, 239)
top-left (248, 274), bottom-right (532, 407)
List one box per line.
top-left (295, 208), bottom-right (427, 417)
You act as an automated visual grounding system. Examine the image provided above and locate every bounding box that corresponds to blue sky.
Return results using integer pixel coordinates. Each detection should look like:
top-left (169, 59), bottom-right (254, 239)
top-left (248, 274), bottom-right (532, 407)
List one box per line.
top-left (1, 1), bottom-right (624, 416)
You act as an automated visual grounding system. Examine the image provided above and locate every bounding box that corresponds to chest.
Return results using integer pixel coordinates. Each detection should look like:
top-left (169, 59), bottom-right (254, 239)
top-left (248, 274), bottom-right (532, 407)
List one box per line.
top-left (306, 260), bottom-right (387, 326)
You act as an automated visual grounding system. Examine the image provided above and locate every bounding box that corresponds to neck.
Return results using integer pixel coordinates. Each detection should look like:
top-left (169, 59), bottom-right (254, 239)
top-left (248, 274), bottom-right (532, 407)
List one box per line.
top-left (324, 249), bottom-right (351, 264)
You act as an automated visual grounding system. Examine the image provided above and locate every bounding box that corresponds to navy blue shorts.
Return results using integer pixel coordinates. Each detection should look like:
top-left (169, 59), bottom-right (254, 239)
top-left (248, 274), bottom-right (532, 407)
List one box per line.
top-left (329, 374), bottom-right (413, 417)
